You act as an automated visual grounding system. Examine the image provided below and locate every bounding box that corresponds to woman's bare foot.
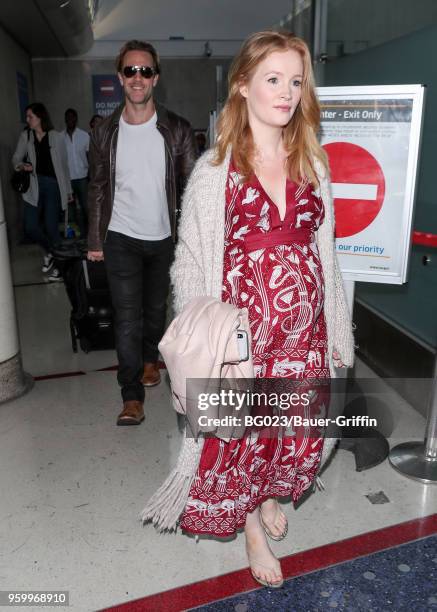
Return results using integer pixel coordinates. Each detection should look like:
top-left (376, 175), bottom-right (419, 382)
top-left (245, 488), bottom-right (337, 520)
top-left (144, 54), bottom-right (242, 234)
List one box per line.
top-left (260, 498), bottom-right (288, 540)
top-left (245, 507), bottom-right (283, 587)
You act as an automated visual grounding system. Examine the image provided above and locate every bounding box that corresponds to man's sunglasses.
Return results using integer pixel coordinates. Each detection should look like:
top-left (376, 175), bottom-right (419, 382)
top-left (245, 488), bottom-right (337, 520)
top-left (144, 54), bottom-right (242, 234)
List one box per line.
top-left (122, 65), bottom-right (158, 79)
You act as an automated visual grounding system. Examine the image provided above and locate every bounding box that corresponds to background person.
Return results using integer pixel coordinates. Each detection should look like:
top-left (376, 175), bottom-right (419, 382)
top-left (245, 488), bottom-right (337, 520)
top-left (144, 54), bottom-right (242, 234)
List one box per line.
top-left (63, 108), bottom-right (90, 238)
top-left (87, 40), bottom-right (197, 426)
top-left (89, 114), bottom-right (104, 132)
top-left (143, 31), bottom-right (354, 588)
top-left (195, 131), bottom-right (207, 155)
top-left (12, 102), bottom-right (72, 282)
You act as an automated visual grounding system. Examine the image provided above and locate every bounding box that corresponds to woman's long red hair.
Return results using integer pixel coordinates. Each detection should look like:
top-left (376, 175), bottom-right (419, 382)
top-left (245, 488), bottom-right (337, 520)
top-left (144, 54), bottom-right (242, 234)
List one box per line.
top-left (214, 30), bottom-right (328, 186)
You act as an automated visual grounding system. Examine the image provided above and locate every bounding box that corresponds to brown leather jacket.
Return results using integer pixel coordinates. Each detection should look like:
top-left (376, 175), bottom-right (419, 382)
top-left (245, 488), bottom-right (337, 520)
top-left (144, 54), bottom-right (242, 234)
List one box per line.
top-left (87, 103), bottom-right (197, 251)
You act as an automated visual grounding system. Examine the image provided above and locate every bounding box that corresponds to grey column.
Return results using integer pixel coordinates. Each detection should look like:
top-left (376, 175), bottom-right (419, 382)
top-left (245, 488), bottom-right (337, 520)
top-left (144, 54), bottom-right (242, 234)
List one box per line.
top-left (0, 181), bottom-right (32, 403)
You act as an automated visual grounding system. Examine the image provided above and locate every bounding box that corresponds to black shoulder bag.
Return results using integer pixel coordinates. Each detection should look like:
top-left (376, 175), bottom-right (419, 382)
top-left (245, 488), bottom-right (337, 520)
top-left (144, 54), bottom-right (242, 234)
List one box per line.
top-left (11, 130), bottom-right (31, 194)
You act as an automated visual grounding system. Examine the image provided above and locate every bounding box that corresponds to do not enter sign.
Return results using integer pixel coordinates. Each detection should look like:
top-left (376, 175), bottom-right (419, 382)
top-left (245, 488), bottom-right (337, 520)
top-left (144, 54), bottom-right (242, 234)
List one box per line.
top-left (323, 142), bottom-right (385, 238)
top-left (99, 80), bottom-right (116, 96)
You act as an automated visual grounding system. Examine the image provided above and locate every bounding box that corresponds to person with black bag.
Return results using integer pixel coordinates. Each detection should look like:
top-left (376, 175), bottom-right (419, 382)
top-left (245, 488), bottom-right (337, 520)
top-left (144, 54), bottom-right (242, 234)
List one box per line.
top-left (12, 102), bottom-right (73, 282)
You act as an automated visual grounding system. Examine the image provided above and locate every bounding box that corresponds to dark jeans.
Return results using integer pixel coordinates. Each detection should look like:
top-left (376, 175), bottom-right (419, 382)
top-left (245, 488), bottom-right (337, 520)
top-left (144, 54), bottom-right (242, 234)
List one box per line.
top-left (24, 175), bottom-right (62, 253)
top-left (71, 177), bottom-right (88, 237)
top-left (103, 230), bottom-right (173, 403)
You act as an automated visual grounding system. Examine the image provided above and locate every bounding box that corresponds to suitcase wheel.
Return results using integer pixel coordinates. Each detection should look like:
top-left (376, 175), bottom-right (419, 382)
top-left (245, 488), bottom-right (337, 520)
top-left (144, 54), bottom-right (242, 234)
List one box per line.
top-left (70, 318), bottom-right (78, 353)
top-left (80, 337), bottom-right (92, 353)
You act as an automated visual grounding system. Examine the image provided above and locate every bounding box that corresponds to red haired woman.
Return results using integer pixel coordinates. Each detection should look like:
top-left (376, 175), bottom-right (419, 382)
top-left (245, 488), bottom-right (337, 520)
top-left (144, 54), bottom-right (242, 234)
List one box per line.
top-left (142, 31), bottom-right (354, 588)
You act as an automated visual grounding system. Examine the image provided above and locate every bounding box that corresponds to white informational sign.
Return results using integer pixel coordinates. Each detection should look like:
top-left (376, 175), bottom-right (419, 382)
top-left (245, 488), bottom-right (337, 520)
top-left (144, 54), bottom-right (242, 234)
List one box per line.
top-left (317, 85), bottom-right (425, 284)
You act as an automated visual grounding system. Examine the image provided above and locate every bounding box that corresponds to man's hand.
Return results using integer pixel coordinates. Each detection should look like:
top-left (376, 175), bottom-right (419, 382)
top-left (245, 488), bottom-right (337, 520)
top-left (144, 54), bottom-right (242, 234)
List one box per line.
top-left (87, 250), bottom-right (104, 262)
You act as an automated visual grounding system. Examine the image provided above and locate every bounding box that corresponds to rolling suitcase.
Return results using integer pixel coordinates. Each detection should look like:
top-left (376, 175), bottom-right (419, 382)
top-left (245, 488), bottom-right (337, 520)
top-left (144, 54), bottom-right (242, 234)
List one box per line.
top-left (54, 242), bottom-right (115, 353)
top-left (69, 259), bottom-right (115, 353)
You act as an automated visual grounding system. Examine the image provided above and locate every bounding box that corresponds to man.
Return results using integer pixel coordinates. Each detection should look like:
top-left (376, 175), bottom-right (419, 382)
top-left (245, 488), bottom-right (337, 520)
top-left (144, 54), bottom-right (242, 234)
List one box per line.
top-left (63, 108), bottom-right (90, 237)
top-left (87, 40), bottom-right (197, 426)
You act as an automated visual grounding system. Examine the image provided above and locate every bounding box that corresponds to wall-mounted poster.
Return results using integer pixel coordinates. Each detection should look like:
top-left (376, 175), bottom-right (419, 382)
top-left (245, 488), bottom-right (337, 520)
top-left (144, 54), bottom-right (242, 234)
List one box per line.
top-left (317, 85), bottom-right (425, 284)
top-left (92, 75), bottom-right (123, 117)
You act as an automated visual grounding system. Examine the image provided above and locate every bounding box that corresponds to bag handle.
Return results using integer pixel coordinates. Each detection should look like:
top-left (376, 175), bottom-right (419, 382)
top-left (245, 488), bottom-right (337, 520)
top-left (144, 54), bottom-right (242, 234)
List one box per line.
top-left (23, 129), bottom-right (31, 164)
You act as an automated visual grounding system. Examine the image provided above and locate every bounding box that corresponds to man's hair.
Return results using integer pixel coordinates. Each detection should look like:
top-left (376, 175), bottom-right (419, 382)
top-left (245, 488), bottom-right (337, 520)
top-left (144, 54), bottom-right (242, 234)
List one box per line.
top-left (25, 102), bottom-right (53, 132)
top-left (65, 108), bottom-right (78, 118)
top-left (116, 40), bottom-right (160, 74)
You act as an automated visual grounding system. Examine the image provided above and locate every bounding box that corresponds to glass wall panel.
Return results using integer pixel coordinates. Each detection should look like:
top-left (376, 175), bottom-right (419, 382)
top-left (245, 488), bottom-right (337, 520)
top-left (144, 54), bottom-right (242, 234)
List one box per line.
top-left (274, 0), bottom-right (314, 49)
top-left (327, 0), bottom-right (437, 59)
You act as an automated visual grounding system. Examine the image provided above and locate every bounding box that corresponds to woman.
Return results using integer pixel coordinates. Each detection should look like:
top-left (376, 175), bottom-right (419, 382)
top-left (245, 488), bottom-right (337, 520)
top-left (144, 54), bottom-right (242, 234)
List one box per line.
top-left (142, 31), bottom-right (354, 588)
top-left (12, 103), bottom-right (72, 281)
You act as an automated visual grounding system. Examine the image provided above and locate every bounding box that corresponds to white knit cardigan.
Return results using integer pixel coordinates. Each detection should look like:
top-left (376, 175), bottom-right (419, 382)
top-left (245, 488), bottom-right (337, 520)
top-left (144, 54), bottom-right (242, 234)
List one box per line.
top-left (141, 148), bottom-right (355, 531)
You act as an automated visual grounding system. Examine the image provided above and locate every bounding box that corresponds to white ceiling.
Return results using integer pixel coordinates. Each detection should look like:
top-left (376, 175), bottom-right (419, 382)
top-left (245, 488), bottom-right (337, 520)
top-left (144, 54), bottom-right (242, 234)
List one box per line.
top-left (94, 0), bottom-right (293, 40)
top-left (85, 0), bottom-right (294, 58)
top-left (0, 0), bottom-right (93, 56)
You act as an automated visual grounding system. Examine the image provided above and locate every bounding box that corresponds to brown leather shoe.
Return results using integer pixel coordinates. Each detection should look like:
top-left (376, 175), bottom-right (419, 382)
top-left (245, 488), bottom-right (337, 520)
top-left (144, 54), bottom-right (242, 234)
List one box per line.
top-left (142, 362), bottom-right (161, 387)
top-left (116, 400), bottom-right (145, 426)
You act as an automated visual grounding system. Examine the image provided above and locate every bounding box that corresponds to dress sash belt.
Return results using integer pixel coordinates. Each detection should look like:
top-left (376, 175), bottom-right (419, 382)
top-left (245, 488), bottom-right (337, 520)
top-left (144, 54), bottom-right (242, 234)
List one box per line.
top-left (241, 227), bottom-right (313, 253)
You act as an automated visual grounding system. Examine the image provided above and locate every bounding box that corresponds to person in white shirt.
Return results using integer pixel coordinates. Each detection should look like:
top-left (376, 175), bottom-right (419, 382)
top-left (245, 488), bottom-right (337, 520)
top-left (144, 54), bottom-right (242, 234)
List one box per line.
top-left (63, 108), bottom-right (90, 237)
top-left (87, 40), bottom-right (197, 426)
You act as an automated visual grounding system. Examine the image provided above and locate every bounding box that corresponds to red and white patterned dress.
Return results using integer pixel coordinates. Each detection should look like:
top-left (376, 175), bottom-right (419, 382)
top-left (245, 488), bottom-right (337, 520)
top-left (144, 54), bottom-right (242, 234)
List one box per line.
top-left (179, 160), bottom-right (330, 537)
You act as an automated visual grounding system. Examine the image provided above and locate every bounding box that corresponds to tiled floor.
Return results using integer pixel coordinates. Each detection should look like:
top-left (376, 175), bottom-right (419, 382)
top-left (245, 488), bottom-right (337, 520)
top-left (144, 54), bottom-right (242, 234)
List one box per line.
top-left (1, 244), bottom-right (436, 611)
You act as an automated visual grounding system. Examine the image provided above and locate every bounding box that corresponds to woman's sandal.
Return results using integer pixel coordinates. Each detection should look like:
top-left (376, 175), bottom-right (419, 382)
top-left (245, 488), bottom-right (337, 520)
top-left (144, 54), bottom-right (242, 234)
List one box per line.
top-left (260, 505), bottom-right (288, 541)
top-left (249, 557), bottom-right (284, 589)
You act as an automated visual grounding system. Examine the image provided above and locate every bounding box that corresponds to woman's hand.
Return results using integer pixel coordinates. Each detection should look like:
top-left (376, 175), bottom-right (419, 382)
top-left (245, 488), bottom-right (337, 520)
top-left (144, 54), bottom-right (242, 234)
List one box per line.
top-left (68, 193), bottom-right (75, 203)
top-left (16, 163), bottom-right (33, 172)
top-left (333, 350), bottom-right (345, 368)
top-left (87, 250), bottom-right (104, 262)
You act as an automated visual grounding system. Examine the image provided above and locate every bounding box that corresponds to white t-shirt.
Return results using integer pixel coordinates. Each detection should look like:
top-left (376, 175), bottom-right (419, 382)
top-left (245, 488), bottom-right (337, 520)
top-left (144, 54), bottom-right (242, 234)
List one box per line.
top-left (63, 128), bottom-right (89, 180)
top-left (108, 113), bottom-right (170, 241)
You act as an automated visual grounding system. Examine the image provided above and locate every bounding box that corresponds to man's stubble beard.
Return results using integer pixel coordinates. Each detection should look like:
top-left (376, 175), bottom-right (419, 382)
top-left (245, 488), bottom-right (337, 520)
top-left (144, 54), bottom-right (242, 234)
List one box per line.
top-left (124, 88), bottom-right (153, 106)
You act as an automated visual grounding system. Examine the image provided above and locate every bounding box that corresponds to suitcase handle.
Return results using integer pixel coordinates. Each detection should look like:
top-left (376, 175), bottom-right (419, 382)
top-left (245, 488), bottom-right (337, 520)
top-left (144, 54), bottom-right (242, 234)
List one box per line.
top-left (82, 260), bottom-right (91, 290)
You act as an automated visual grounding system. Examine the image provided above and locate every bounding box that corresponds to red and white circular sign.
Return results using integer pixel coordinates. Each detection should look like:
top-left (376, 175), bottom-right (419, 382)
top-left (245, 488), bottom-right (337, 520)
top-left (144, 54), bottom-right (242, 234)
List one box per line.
top-left (323, 142), bottom-right (385, 238)
top-left (99, 80), bottom-right (116, 97)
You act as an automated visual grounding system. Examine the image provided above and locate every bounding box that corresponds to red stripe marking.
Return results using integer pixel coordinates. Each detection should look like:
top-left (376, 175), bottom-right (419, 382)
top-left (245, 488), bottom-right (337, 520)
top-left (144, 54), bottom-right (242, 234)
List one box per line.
top-left (34, 371), bottom-right (86, 381)
top-left (412, 230), bottom-right (437, 247)
top-left (100, 513), bottom-right (437, 612)
top-left (33, 362), bottom-right (167, 379)
top-left (95, 361), bottom-right (166, 372)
